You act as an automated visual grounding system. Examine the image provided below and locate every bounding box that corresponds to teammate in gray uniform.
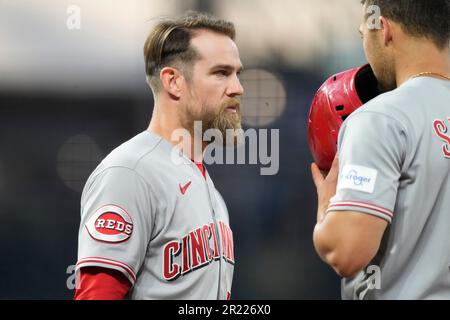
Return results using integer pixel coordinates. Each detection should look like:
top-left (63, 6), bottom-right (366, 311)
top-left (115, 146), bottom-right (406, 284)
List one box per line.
top-left (311, 0), bottom-right (450, 299)
top-left (75, 12), bottom-right (243, 300)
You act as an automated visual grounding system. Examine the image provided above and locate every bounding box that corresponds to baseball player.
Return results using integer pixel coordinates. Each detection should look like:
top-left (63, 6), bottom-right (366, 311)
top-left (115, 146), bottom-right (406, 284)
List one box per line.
top-left (74, 12), bottom-right (243, 300)
top-left (310, 0), bottom-right (450, 299)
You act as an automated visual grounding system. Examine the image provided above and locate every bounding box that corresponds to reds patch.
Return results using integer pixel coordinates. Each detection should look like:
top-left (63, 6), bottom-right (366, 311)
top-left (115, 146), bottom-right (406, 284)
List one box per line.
top-left (85, 204), bottom-right (133, 243)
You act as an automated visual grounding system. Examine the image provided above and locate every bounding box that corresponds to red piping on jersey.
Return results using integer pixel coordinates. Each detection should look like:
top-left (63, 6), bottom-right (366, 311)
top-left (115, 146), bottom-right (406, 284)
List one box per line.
top-left (328, 200), bottom-right (393, 218)
top-left (194, 162), bottom-right (206, 179)
top-left (76, 257), bottom-right (136, 282)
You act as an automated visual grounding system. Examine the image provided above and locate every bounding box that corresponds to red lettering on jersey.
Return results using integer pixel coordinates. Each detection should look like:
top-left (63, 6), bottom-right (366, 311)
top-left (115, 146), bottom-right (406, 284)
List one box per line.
top-left (225, 225), bottom-right (235, 263)
top-left (219, 221), bottom-right (228, 259)
top-left (210, 223), bottom-right (220, 260)
top-left (218, 222), bottom-right (234, 264)
top-left (433, 119), bottom-right (450, 158)
top-left (161, 222), bottom-right (234, 282)
top-left (202, 225), bottom-right (213, 262)
top-left (163, 241), bottom-right (181, 281)
top-left (190, 228), bottom-right (208, 269)
top-left (181, 234), bottom-right (191, 274)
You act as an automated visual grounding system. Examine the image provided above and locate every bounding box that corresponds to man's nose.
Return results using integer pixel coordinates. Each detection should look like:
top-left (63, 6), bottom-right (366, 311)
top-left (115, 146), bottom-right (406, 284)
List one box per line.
top-left (226, 75), bottom-right (244, 97)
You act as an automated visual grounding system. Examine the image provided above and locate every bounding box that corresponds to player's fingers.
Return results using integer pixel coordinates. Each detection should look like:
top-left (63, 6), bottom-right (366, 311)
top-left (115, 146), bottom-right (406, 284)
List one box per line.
top-left (311, 162), bottom-right (324, 188)
top-left (327, 155), bottom-right (339, 182)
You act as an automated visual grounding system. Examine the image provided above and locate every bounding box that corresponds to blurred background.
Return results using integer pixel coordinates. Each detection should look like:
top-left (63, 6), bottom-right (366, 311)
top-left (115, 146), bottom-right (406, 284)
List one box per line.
top-left (0, 0), bottom-right (368, 299)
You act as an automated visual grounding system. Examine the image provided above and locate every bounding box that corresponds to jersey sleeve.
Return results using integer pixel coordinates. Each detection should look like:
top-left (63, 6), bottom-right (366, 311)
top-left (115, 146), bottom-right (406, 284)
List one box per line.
top-left (74, 267), bottom-right (131, 300)
top-left (76, 167), bottom-right (153, 285)
top-left (327, 110), bottom-right (407, 223)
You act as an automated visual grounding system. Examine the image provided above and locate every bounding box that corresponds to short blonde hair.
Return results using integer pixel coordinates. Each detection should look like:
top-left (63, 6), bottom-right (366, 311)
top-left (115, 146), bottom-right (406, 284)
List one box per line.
top-left (144, 11), bottom-right (236, 93)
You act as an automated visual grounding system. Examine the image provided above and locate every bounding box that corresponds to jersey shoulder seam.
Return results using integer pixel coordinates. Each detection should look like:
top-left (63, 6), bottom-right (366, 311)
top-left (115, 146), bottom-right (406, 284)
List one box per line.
top-left (349, 109), bottom-right (408, 133)
top-left (344, 108), bottom-right (410, 172)
top-left (132, 137), bottom-right (165, 170)
top-left (91, 165), bottom-right (159, 232)
top-left (93, 165), bottom-right (158, 194)
top-left (98, 137), bottom-right (164, 174)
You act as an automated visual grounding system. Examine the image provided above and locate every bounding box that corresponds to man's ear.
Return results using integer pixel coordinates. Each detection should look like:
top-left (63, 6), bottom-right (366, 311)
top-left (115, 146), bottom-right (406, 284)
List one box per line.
top-left (380, 16), bottom-right (393, 46)
top-left (160, 67), bottom-right (183, 99)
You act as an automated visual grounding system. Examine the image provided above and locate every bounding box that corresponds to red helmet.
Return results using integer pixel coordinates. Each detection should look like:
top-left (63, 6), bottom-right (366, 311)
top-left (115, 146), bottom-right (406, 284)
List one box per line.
top-left (307, 64), bottom-right (380, 170)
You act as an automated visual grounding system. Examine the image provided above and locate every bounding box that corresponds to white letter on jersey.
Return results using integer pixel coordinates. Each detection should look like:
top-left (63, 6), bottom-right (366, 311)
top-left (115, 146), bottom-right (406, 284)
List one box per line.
top-left (338, 165), bottom-right (378, 193)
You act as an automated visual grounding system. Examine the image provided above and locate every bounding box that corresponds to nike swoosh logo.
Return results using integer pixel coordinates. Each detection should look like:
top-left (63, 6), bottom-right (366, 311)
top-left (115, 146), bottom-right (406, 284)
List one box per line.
top-left (179, 181), bottom-right (192, 195)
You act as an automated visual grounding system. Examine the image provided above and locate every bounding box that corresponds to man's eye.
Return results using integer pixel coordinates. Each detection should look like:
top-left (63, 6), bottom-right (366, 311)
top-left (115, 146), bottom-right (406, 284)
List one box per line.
top-left (215, 70), bottom-right (228, 76)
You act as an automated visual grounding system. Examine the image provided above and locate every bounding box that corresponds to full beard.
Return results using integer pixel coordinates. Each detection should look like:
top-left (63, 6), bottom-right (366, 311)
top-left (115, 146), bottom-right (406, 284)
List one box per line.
top-left (182, 98), bottom-right (242, 146)
top-left (207, 100), bottom-right (242, 135)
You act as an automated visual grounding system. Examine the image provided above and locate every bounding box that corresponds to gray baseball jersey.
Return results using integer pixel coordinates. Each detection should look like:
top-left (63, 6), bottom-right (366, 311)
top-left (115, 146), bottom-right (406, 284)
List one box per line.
top-left (328, 77), bottom-right (450, 299)
top-left (76, 131), bottom-right (234, 299)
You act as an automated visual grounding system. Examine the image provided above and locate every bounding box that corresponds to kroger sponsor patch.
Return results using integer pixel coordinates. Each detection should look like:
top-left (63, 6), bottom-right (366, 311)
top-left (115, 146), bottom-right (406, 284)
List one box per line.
top-left (338, 165), bottom-right (378, 193)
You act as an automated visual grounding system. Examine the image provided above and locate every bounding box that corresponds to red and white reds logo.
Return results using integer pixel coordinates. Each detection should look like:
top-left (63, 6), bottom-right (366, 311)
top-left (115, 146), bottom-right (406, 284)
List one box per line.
top-left (433, 118), bottom-right (450, 158)
top-left (85, 204), bottom-right (133, 243)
